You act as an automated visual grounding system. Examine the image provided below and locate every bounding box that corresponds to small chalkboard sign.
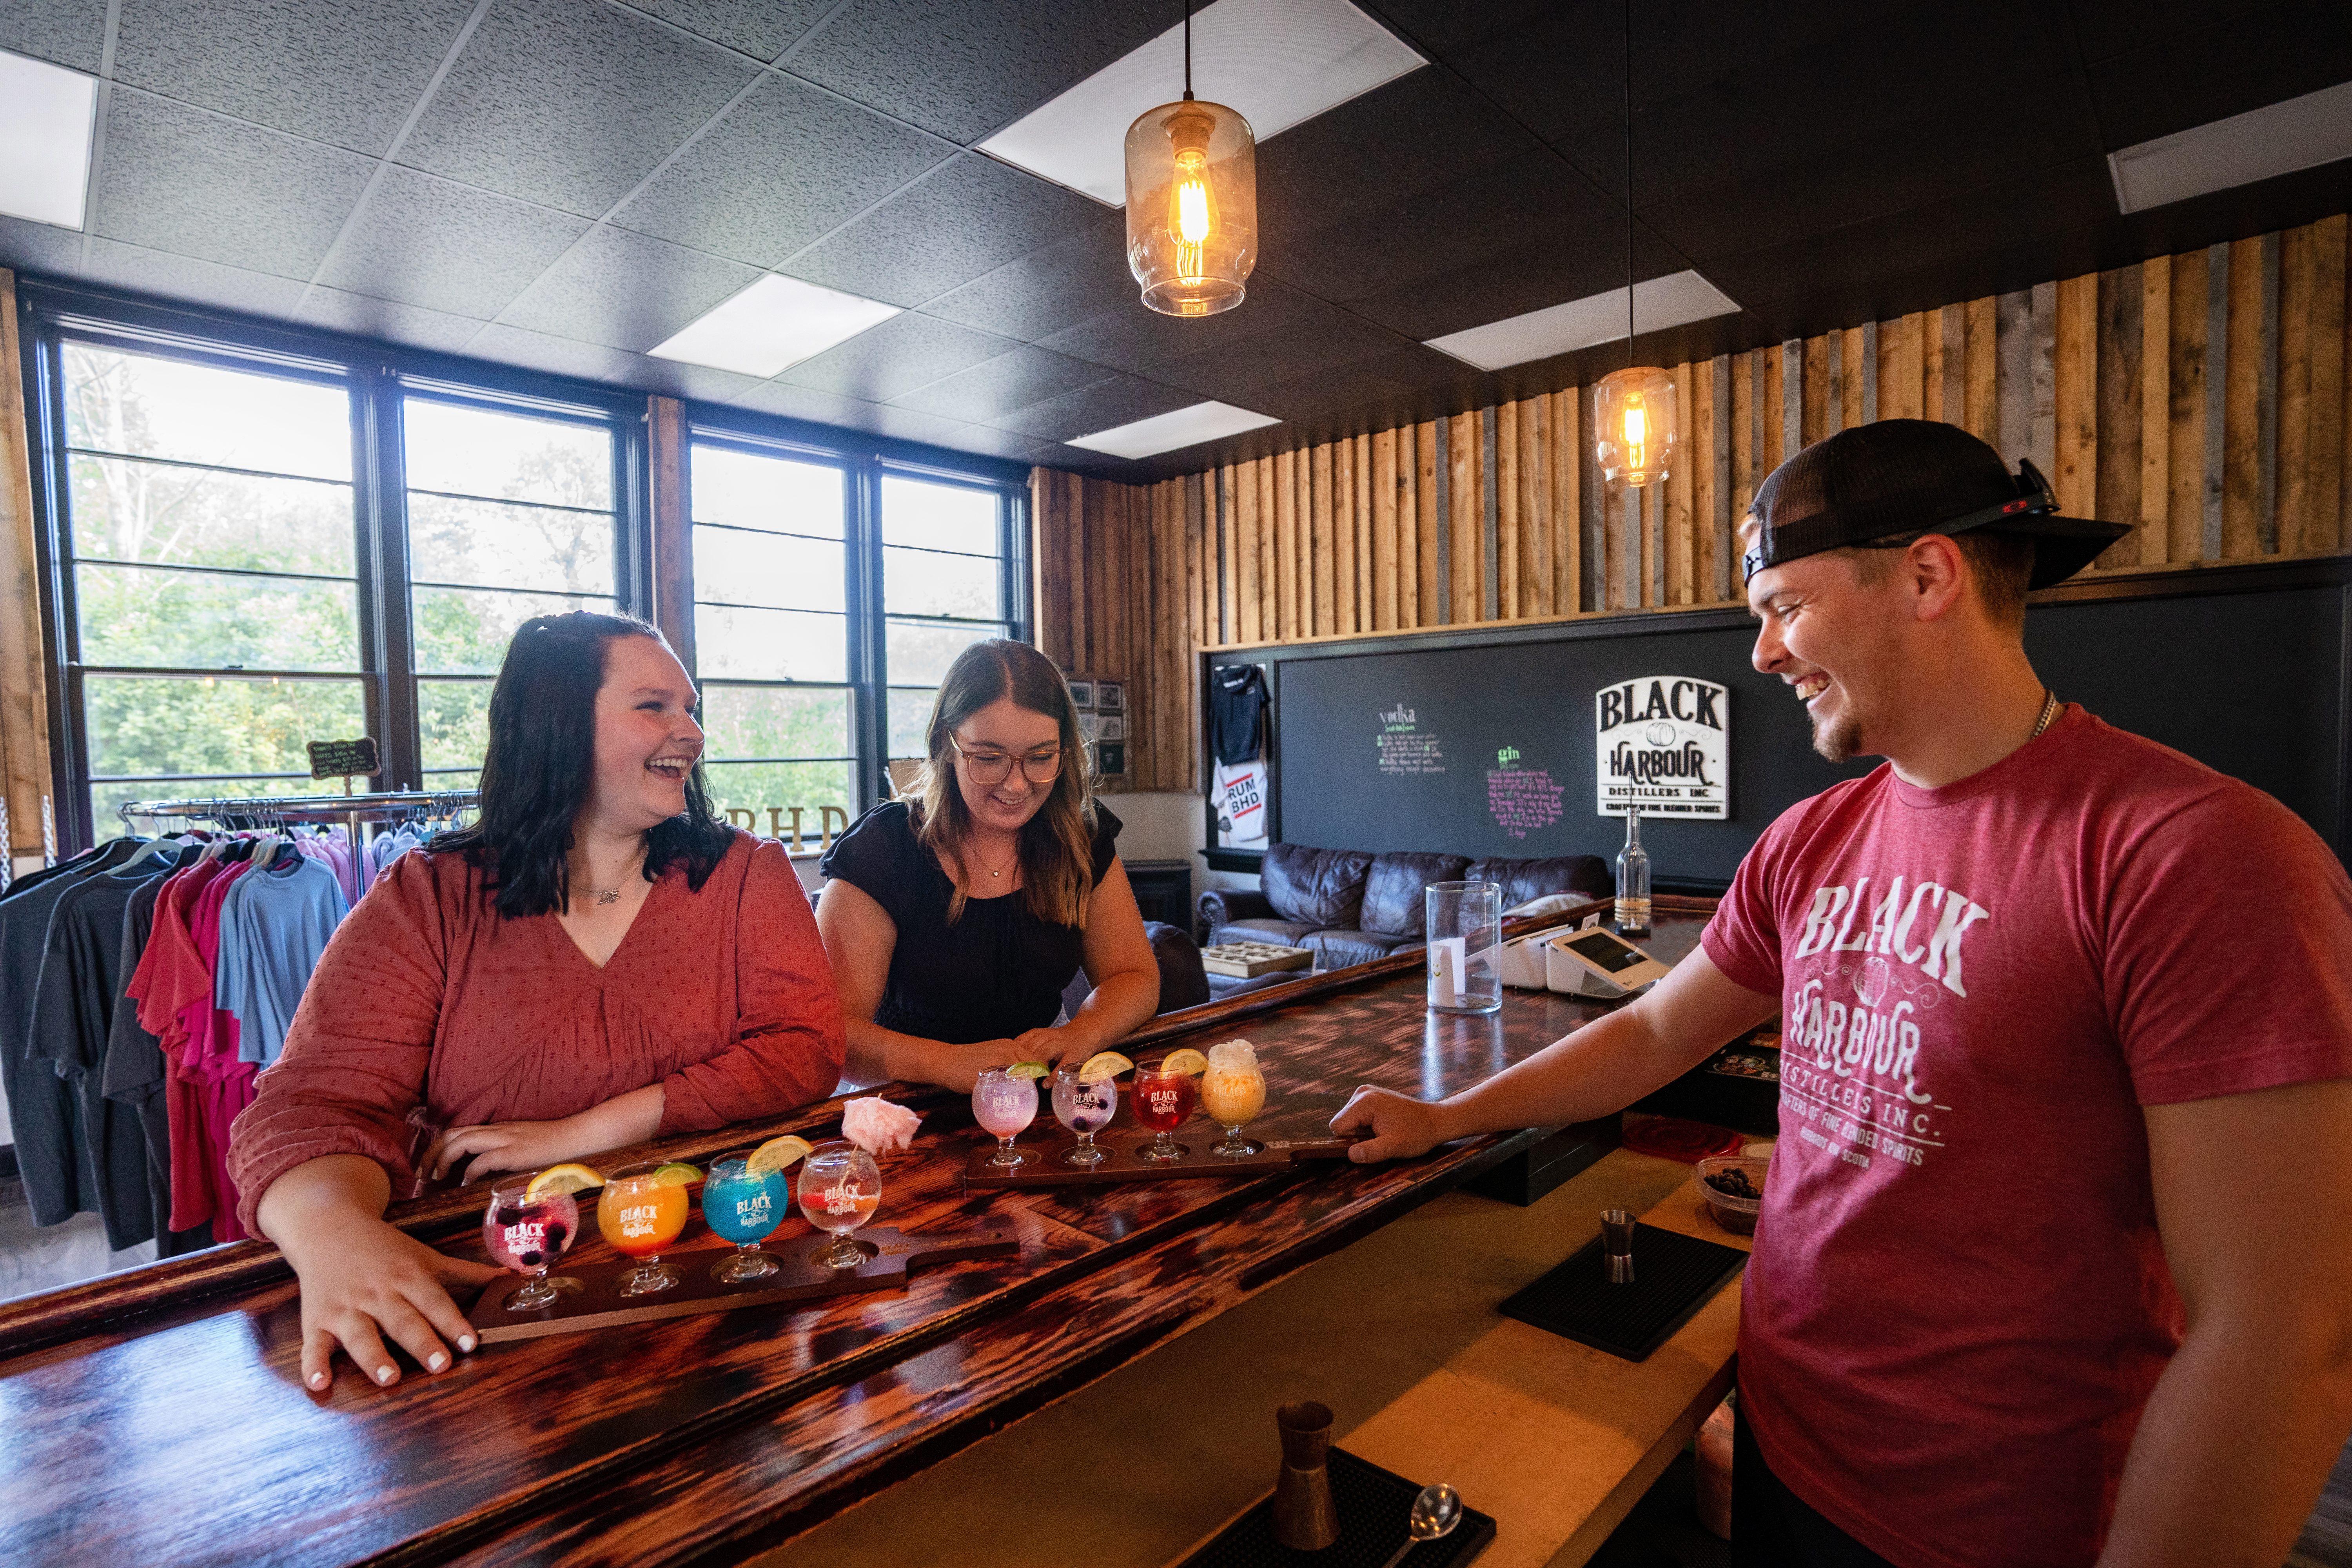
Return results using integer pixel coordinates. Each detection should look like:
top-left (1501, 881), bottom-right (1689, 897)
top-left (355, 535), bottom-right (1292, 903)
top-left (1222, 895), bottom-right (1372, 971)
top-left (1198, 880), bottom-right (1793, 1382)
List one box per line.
top-left (306, 737), bottom-right (381, 780)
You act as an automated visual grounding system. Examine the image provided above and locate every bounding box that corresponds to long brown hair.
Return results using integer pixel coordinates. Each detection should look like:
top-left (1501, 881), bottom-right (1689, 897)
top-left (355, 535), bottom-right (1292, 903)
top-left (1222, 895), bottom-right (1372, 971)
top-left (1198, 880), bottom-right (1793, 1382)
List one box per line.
top-left (911, 640), bottom-right (1096, 926)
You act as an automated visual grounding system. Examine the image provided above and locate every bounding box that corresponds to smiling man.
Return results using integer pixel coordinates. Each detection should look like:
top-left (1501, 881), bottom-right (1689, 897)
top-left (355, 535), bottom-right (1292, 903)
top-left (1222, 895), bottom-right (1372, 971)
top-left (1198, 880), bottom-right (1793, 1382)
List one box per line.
top-left (1333, 421), bottom-right (2352, 1567)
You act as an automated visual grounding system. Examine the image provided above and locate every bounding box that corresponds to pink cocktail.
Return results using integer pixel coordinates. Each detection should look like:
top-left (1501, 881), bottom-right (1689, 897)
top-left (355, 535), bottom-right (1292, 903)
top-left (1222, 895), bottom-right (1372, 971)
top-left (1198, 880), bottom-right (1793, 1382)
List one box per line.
top-left (483, 1178), bottom-right (579, 1312)
top-left (973, 1068), bottom-right (1038, 1170)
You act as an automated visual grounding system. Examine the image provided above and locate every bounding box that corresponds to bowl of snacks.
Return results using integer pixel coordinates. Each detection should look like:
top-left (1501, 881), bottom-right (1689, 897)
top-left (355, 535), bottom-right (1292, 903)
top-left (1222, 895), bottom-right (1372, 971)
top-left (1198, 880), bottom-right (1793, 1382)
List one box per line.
top-left (1693, 1155), bottom-right (1769, 1234)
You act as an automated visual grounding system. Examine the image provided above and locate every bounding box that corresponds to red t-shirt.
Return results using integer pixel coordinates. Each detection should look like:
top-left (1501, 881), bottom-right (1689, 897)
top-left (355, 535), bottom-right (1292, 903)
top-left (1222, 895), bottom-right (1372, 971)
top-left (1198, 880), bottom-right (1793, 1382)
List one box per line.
top-left (1701, 705), bottom-right (2352, 1567)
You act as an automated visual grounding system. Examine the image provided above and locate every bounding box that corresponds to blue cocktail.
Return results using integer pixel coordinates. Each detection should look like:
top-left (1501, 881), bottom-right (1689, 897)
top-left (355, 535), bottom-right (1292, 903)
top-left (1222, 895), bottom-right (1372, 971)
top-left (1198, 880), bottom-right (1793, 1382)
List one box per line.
top-left (704, 1155), bottom-right (789, 1283)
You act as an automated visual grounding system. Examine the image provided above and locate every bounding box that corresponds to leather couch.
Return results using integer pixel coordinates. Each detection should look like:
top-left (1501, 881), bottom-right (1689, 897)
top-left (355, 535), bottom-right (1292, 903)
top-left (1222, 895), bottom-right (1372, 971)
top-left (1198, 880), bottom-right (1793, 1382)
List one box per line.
top-left (1062, 920), bottom-right (1213, 1021)
top-left (1199, 842), bottom-right (1613, 970)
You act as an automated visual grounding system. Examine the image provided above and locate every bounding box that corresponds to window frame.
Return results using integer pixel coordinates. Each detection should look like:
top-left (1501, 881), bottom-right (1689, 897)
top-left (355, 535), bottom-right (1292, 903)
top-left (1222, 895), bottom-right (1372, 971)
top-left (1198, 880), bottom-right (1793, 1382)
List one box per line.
top-left (16, 279), bottom-right (651, 853)
top-left (683, 412), bottom-right (1030, 824)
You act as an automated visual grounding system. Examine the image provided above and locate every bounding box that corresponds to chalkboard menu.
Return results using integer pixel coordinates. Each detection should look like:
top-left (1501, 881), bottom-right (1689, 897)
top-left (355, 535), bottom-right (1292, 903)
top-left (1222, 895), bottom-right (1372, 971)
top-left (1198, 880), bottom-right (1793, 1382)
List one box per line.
top-left (1247, 575), bottom-right (2348, 885)
top-left (306, 737), bottom-right (381, 780)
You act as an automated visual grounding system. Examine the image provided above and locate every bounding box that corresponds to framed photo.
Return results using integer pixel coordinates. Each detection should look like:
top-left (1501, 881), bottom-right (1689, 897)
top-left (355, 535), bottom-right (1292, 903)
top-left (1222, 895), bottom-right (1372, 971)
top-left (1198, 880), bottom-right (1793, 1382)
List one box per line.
top-left (1096, 713), bottom-right (1126, 741)
top-left (1095, 680), bottom-right (1125, 712)
top-left (1098, 741), bottom-right (1126, 776)
top-left (1067, 679), bottom-right (1096, 708)
top-left (1078, 712), bottom-right (1102, 740)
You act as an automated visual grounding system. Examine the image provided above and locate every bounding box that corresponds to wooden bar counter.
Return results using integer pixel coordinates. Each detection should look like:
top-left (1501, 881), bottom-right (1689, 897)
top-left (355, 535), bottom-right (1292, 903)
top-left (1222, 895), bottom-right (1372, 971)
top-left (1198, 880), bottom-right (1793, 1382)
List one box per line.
top-left (0, 899), bottom-right (1742, 1566)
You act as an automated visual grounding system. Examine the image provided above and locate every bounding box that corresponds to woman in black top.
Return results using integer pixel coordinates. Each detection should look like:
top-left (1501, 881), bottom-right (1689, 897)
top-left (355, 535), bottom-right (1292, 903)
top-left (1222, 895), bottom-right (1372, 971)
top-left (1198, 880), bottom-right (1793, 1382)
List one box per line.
top-left (817, 640), bottom-right (1160, 1092)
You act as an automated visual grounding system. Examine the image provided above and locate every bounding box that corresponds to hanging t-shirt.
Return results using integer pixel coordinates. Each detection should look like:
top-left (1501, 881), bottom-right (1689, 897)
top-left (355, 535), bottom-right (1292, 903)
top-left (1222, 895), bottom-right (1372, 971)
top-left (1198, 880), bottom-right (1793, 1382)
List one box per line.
top-left (101, 856), bottom-right (214, 1257)
top-left (1209, 663), bottom-right (1267, 764)
top-left (1700, 706), bottom-right (2352, 1567)
top-left (216, 851), bottom-right (348, 1066)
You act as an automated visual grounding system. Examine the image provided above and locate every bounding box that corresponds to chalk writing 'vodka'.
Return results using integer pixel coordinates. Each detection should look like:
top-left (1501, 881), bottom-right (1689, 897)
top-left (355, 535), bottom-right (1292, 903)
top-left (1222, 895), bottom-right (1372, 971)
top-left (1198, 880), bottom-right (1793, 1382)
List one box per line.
top-left (1792, 875), bottom-right (1990, 996)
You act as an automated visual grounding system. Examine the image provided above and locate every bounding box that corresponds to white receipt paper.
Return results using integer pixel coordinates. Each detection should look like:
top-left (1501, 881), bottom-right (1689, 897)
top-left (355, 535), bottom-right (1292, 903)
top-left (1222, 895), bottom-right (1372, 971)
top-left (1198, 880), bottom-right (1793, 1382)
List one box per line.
top-left (1430, 936), bottom-right (1465, 1004)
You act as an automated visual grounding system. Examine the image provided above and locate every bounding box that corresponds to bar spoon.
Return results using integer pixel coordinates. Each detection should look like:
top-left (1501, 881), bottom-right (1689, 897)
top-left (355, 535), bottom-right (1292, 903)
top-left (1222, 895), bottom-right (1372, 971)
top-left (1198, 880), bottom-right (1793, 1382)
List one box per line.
top-left (1376, 1481), bottom-right (1462, 1568)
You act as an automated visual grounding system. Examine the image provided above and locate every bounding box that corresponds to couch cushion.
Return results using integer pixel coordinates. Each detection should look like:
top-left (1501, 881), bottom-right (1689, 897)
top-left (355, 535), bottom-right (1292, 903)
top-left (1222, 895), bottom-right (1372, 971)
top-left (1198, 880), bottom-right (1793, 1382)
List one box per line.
top-left (1260, 842), bottom-right (1373, 928)
top-left (1359, 851), bottom-right (1473, 936)
top-left (1209, 916), bottom-right (1320, 950)
top-left (1308, 927), bottom-right (1417, 969)
top-left (1147, 921), bottom-right (1212, 1011)
top-left (1465, 854), bottom-right (1613, 908)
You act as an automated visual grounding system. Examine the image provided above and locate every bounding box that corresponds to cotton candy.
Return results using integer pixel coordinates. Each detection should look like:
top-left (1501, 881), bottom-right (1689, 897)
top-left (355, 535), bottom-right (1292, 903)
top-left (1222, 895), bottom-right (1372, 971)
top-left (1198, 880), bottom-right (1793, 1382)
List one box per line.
top-left (841, 1096), bottom-right (922, 1156)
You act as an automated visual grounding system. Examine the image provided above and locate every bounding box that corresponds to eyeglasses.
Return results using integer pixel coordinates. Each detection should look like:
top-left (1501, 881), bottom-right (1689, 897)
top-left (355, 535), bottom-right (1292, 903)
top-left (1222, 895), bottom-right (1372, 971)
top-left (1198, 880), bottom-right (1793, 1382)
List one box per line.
top-left (950, 738), bottom-right (1063, 785)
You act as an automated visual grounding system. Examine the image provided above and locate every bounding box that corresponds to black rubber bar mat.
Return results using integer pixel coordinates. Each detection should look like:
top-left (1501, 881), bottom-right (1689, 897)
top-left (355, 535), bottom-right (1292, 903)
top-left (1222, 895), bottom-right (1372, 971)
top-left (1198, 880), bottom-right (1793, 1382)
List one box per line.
top-left (1176, 1447), bottom-right (1495, 1568)
top-left (1498, 1221), bottom-right (1748, 1362)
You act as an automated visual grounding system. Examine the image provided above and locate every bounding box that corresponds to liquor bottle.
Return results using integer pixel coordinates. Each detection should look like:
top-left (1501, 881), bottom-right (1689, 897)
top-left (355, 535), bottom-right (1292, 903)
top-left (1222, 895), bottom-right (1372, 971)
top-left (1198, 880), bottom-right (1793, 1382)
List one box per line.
top-left (1615, 807), bottom-right (1651, 938)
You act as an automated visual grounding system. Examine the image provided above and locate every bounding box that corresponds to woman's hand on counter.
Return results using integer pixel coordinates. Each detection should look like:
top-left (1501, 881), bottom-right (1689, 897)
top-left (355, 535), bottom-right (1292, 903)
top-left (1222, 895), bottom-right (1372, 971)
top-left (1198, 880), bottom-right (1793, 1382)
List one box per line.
top-left (422, 1084), bottom-right (666, 1182)
top-left (256, 1154), bottom-right (503, 1393)
top-left (1329, 1086), bottom-right (1460, 1162)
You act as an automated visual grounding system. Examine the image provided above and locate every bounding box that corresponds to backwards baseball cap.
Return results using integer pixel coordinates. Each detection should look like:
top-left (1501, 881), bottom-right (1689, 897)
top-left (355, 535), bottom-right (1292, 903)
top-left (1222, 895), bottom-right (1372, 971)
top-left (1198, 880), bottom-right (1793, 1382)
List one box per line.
top-left (1741, 419), bottom-right (2130, 592)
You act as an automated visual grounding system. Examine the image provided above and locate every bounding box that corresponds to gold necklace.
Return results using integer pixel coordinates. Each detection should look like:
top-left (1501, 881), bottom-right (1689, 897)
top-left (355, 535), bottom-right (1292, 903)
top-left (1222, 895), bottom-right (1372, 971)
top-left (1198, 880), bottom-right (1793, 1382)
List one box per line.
top-left (2030, 689), bottom-right (2059, 741)
top-left (969, 841), bottom-right (1017, 882)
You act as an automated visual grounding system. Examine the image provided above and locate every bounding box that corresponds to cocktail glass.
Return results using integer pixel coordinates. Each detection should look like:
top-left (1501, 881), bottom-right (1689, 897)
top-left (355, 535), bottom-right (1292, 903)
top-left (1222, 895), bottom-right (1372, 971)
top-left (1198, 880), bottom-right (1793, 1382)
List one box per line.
top-left (973, 1068), bottom-right (1038, 1170)
top-left (1200, 1041), bottom-right (1268, 1158)
top-left (1051, 1064), bottom-right (1118, 1167)
top-left (703, 1154), bottom-right (788, 1283)
top-left (1132, 1067), bottom-right (1196, 1163)
top-left (483, 1176), bottom-right (579, 1311)
top-left (597, 1162), bottom-right (688, 1297)
top-left (798, 1141), bottom-right (882, 1269)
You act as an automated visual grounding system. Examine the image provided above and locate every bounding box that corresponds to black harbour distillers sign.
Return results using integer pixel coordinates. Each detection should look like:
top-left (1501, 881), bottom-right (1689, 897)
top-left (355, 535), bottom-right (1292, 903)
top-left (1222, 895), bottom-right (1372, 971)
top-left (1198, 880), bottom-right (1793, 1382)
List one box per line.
top-left (1595, 677), bottom-right (1729, 819)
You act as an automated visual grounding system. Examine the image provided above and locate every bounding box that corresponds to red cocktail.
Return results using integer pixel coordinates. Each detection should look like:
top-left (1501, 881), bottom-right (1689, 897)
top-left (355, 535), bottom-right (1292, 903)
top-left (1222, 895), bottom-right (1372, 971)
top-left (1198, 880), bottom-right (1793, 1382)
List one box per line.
top-left (1132, 1067), bottom-right (1196, 1163)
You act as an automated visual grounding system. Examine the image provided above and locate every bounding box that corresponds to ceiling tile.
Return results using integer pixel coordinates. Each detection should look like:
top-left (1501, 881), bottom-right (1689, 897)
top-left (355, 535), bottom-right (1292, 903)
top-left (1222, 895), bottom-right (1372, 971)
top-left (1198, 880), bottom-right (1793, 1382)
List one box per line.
top-left (0, 2), bottom-right (109, 71)
top-left (459, 320), bottom-right (648, 388)
top-left (1251, 67), bottom-right (1551, 244)
top-left (785, 153), bottom-right (1105, 309)
top-left (626, 354), bottom-right (765, 403)
top-left (92, 91), bottom-right (376, 280)
top-left (728, 378), bottom-right (885, 428)
top-left (621, 0), bottom-right (833, 61)
top-left (2083, 0), bottom-right (2352, 151)
top-left (83, 237), bottom-right (310, 316)
top-left (1350, 230), bottom-right (1694, 345)
top-left (785, 0), bottom-right (1171, 145)
top-left (397, 0), bottom-right (758, 218)
top-left (294, 283), bottom-right (487, 353)
top-left (2066, 0), bottom-right (2277, 64)
top-left (497, 224), bottom-right (759, 352)
top-left (113, 0), bottom-right (476, 157)
top-left (916, 211), bottom-right (1135, 340)
top-left (889, 343), bottom-right (1111, 422)
top-left (610, 74), bottom-right (950, 268)
top-left (933, 422), bottom-right (1064, 463)
top-left (0, 215), bottom-right (87, 277)
top-left (775, 310), bottom-right (1018, 403)
top-left (1145, 309), bottom-right (1415, 401)
top-left (314, 164), bottom-right (590, 319)
top-left (985, 373), bottom-right (1199, 441)
top-left (1035, 273), bottom-right (1328, 373)
top-left (854, 401), bottom-right (974, 447)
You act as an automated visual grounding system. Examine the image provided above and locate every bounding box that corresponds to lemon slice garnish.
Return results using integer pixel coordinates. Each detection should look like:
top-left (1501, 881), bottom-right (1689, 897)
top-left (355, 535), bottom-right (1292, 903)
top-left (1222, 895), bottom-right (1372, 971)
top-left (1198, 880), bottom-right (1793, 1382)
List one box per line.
top-left (524, 1162), bottom-right (604, 1201)
top-left (745, 1135), bottom-right (814, 1178)
top-left (1158, 1048), bottom-right (1209, 1076)
top-left (1077, 1050), bottom-right (1134, 1083)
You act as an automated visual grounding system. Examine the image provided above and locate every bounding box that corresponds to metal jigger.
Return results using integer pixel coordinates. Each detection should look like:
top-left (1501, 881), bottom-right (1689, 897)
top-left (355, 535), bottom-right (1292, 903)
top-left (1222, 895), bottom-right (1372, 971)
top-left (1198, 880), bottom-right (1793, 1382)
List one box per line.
top-left (1602, 1209), bottom-right (1637, 1284)
top-left (1271, 1401), bottom-right (1341, 1550)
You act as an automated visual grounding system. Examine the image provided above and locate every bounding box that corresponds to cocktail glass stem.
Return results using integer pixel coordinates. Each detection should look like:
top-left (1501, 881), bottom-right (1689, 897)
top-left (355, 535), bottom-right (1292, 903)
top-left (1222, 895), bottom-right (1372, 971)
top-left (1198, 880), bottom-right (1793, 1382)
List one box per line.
top-left (1214, 1123), bottom-right (1254, 1157)
top-left (988, 1133), bottom-right (1024, 1169)
top-left (509, 1265), bottom-right (559, 1310)
top-left (1144, 1130), bottom-right (1180, 1161)
top-left (816, 1233), bottom-right (862, 1268)
top-left (619, 1254), bottom-right (679, 1296)
top-left (715, 1241), bottom-right (777, 1283)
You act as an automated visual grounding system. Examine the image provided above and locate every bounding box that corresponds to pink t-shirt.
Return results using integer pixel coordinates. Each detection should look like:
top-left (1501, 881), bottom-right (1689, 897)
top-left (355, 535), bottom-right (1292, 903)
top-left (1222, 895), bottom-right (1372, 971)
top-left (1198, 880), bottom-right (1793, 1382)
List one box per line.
top-left (1701, 705), bottom-right (2352, 1567)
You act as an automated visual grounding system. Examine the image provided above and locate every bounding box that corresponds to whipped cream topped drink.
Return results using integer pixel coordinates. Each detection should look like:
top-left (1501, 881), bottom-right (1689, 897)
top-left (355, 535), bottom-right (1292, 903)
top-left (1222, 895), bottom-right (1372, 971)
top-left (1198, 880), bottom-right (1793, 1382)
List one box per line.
top-left (1201, 1038), bottom-right (1267, 1157)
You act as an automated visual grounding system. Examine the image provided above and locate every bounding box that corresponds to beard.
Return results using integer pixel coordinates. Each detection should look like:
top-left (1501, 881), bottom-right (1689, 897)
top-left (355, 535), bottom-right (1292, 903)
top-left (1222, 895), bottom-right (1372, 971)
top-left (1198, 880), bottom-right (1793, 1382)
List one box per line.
top-left (1812, 705), bottom-right (1864, 764)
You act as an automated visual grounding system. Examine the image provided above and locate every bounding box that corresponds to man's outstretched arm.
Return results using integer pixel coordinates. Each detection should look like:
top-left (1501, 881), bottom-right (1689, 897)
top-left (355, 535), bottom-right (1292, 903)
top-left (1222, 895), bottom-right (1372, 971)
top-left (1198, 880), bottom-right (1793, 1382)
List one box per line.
top-left (1331, 946), bottom-right (1779, 1161)
top-left (2098, 1077), bottom-right (2352, 1568)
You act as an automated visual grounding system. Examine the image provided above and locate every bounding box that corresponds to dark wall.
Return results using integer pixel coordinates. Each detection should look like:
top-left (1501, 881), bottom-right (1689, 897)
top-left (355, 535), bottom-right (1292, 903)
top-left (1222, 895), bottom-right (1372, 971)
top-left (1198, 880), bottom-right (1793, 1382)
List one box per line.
top-left (1223, 563), bottom-right (2350, 887)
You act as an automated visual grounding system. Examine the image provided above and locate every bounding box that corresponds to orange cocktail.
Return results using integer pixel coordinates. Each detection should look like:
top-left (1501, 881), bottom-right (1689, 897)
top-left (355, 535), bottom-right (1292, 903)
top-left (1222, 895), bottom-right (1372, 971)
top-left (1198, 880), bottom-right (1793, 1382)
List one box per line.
top-left (597, 1163), bottom-right (689, 1297)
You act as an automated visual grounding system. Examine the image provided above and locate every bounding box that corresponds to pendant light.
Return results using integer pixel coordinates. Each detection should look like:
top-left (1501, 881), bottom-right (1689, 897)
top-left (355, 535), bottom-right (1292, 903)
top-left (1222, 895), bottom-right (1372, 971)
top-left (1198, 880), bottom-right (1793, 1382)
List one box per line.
top-left (1125, 0), bottom-right (1257, 317)
top-left (1594, 0), bottom-right (1676, 488)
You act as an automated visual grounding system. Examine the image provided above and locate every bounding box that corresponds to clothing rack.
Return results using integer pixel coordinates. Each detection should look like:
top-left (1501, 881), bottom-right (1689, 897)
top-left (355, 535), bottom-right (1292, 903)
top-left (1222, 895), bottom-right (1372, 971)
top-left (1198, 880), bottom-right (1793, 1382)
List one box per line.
top-left (116, 788), bottom-right (478, 829)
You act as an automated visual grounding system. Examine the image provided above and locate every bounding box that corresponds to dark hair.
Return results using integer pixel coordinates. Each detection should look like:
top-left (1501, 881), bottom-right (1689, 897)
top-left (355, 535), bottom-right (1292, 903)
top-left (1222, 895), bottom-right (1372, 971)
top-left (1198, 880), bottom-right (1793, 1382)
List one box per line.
top-left (436, 611), bottom-right (734, 918)
top-left (910, 639), bottom-right (1096, 927)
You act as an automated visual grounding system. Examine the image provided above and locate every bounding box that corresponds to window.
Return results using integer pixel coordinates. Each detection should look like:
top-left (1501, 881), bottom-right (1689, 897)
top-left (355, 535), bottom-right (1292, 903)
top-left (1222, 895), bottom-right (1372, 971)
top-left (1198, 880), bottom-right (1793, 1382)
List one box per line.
top-left (405, 397), bottom-right (623, 795)
top-left (690, 441), bottom-right (855, 833)
top-left (880, 475), bottom-right (1015, 763)
top-left (686, 430), bottom-right (1024, 837)
top-left (25, 286), bottom-right (645, 850)
top-left (60, 341), bottom-right (367, 826)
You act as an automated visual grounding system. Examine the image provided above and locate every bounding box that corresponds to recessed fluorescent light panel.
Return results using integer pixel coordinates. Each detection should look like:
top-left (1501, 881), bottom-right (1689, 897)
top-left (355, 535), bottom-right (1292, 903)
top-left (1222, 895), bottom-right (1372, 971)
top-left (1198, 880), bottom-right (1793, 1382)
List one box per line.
top-left (647, 274), bottom-right (902, 378)
top-left (1067, 401), bottom-right (1280, 460)
top-left (2108, 80), bottom-right (2352, 214)
top-left (1424, 272), bottom-right (1744, 372)
top-left (979, 0), bottom-right (1424, 205)
top-left (0, 49), bottom-right (97, 229)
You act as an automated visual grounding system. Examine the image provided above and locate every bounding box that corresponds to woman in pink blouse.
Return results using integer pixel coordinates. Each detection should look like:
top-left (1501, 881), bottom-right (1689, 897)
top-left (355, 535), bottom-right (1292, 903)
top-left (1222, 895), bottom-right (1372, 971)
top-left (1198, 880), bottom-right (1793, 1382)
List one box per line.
top-left (230, 613), bottom-right (844, 1393)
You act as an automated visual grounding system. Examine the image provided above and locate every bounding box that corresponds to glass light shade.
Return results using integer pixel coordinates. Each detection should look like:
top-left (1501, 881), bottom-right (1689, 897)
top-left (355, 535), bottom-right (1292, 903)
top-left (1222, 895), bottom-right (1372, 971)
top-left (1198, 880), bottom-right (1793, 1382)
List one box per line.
top-left (1125, 98), bottom-right (1257, 318)
top-left (1595, 365), bottom-right (1679, 488)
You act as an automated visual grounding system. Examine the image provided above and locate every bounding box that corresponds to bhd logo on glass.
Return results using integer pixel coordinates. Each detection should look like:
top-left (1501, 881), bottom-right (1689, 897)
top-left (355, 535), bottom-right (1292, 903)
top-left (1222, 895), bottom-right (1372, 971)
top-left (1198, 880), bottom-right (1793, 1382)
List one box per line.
top-left (1595, 677), bottom-right (1730, 820)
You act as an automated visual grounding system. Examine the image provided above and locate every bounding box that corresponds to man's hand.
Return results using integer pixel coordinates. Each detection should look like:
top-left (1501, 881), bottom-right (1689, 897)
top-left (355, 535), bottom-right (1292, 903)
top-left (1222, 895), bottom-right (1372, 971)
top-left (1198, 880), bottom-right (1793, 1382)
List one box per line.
top-left (1330, 1086), bottom-right (1457, 1161)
